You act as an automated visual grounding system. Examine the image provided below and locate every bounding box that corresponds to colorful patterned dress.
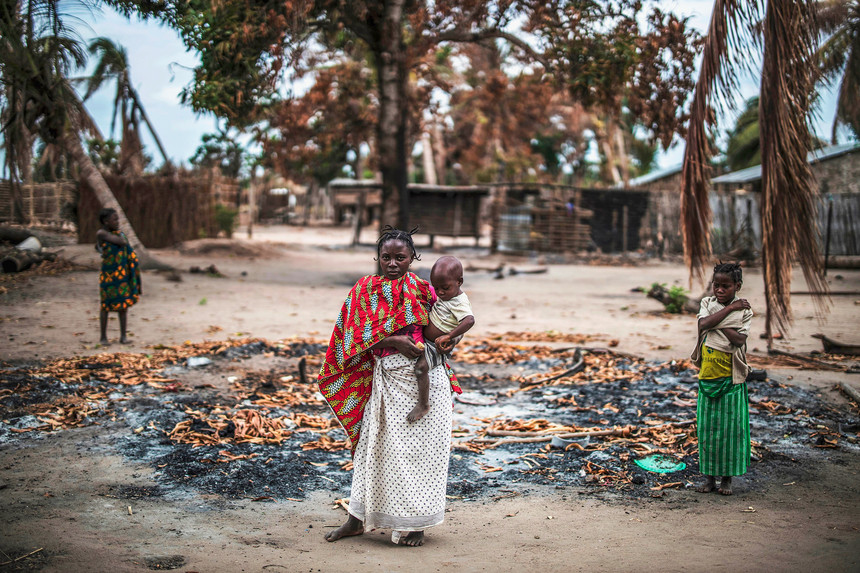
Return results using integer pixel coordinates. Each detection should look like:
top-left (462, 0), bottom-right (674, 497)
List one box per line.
top-left (697, 337), bottom-right (750, 476)
top-left (99, 231), bottom-right (141, 312)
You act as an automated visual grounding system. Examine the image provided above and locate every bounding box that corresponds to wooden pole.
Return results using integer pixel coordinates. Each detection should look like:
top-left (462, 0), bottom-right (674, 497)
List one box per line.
top-left (824, 198), bottom-right (833, 276)
top-left (247, 182), bottom-right (255, 239)
top-left (352, 188), bottom-right (367, 246)
top-left (622, 204), bottom-right (629, 252)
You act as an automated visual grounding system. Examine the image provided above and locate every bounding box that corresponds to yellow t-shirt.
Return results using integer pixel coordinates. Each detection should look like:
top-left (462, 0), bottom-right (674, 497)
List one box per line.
top-left (699, 338), bottom-right (732, 380)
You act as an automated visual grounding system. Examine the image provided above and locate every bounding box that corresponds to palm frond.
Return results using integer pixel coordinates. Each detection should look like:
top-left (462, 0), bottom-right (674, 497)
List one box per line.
top-left (759, 0), bottom-right (829, 337)
top-left (680, 0), bottom-right (763, 284)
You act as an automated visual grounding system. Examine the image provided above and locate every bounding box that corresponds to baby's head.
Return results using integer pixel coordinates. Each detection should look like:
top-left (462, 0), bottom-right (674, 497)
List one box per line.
top-left (430, 256), bottom-right (463, 301)
top-left (712, 262), bottom-right (743, 305)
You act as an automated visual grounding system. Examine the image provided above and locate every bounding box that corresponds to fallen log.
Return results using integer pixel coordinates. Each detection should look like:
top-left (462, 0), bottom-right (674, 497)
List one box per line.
top-left (839, 382), bottom-right (860, 406)
top-left (811, 334), bottom-right (860, 356)
top-left (767, 348), bottom-right (846, 371)
top-left (0, 250), bottom-right (56, 273)
top-left (508, 266), bottom-right (548, 276)
top-left (822, 255), bottom-right (860, 269)
top-left (0, 225), bottom-right (33, 244)
top-left (646, 283), bottom-right (701, 314)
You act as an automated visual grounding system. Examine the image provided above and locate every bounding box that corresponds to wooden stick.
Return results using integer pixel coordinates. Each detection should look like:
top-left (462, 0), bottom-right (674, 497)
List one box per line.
top-left (767, 348), bottom-right (844, 371)
top-left (473, 420), bottom-right (695, 448)
top-left (839, 382), bottom-right (860, 406)
top-left (486, 420), bottom-right (695, 438)
top-left (530, 349), bottom-right (585, 384)
top-left (0, 548), bottom-right (43, 566)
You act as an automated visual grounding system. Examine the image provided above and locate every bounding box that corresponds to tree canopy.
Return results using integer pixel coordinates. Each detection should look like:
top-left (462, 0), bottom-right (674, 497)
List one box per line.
top-left (110, 0), bottom-right (701, 226)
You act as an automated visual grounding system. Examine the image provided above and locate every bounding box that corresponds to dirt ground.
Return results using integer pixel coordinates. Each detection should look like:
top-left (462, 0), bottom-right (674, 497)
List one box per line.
top-left (1, 224), bottom-right (859, 572)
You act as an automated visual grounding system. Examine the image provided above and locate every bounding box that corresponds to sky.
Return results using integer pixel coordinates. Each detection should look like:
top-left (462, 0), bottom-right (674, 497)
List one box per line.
top-left (76, 0), bottom-right (843, 171)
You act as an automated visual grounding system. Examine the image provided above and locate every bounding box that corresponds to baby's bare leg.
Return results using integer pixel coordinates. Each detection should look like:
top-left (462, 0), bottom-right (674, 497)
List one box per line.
top-left (407, 356), bottom-right (431, 422)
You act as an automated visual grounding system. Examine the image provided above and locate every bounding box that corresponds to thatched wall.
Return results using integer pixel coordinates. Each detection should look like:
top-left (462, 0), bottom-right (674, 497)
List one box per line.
top-left (77, 173), bottom-right (220, 248)
top-left (0, 179), bottom-right (77, 225)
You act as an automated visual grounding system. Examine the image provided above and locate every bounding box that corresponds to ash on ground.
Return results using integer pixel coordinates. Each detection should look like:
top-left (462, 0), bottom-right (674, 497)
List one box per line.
top-left (1, 338), bottom-right (857, 504)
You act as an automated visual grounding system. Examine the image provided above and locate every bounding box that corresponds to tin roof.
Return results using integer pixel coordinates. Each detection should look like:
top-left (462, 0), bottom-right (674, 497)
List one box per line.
top-left (711, 142), bottom-right (860, 185)
top-left (628, 164), bottom-right (683, 187)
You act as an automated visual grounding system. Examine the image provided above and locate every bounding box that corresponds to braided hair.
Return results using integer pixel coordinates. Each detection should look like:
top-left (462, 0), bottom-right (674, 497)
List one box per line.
top-left (713, 261), bottom-right (743, 285)
top-left (375, 225), bottom-right (421, 262)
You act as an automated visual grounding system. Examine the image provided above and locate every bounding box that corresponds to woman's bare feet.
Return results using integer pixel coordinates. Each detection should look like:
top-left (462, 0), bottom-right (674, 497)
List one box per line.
top-left (696, 476), bottom-right (716, 493)
top-left (399, 531), bottom-right (424, 546)
top-left (718, 476), bottom-right (733, 495)
top-left (324, 515), bottom-right (364, 542)
top-left (406, 403), bottom-right (429, 422)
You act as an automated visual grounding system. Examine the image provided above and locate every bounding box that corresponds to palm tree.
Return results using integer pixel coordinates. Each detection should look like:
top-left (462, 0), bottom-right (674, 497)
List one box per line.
top-left (680, 0), bottom-right (828, 343)
top-left (815, 0), bottom-right (860, 141)
top-left (724, 96), bottom-right (761, 171)
top-left (82, 37), bottom-right (171, 170)
top-left (0, 0), bottom-right (164, 268)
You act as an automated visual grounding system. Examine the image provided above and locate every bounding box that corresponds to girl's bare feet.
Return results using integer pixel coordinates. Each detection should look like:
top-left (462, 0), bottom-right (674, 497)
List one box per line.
top-left (325, 515), bottom-right (364, 542)
top-left (696, 476), bottom-right (716, 493)
top-left (718, 476), bottom-right (733, 495)
top-left (406, 403), bottom-right (429, 422)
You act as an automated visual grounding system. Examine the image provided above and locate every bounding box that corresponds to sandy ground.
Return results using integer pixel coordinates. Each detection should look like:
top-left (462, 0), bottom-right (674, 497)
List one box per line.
top-left (1, 224), bottom-right (859, 572)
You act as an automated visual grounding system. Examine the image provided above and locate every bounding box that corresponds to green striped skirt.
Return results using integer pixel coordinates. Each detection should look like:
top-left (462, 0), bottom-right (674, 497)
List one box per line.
top-left (697, 377), bottom-right (750, 476)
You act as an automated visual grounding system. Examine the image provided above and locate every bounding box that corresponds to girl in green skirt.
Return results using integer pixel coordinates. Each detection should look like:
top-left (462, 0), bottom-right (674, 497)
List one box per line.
top-left (691, 263), bottom-right (753, 495)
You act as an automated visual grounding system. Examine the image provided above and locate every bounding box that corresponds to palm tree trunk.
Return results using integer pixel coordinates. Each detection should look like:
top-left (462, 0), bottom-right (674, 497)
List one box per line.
top-left (64, 131), bottom-right (170, 270)
top-left (130, 87), bottom-right (171, 167)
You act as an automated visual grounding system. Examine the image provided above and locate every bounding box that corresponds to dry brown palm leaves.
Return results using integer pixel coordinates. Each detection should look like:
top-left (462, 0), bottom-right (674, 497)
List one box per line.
top-left (681, 0), bottom-right (828, 338)
top-left (168, 408), bottom-right (292, 446)
top-left (759, 0), bottom-right (829, 338)
top-left (681, 0), bottom-right (762, 284)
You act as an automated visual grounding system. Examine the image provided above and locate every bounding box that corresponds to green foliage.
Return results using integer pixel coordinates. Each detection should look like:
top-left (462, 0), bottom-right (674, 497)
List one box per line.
top-left (214, 204), bottom-right (238, 238)
top-left (87, 138), bottom-right (121, 171)
top-left (725, 96), bottom-right (762, 172)
top-left (190, 131), bottom-right (246, 178)
top-left (650, 282), bottom-right (690, 314)
top-left (629, 136), bottom-right (658, 177)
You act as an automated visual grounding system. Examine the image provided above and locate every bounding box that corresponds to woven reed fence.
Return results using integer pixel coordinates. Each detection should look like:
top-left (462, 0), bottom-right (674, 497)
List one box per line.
top-left (0, 180), bottom-right (77, 225)
top-left (77, 173), bottom-right (226, 248)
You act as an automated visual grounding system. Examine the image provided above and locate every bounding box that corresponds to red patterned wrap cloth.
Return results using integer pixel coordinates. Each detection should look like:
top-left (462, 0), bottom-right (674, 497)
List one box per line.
top-left (318, 272), bottom-right (462, 452)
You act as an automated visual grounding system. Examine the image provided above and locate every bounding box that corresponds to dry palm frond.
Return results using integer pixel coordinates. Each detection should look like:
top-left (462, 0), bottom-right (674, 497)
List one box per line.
top-left (681, 0), bottom-right (762, 284)
top-left (759, 0), bottom-right (829, 338)
top-left (817, 0), bottom-right (860, 139)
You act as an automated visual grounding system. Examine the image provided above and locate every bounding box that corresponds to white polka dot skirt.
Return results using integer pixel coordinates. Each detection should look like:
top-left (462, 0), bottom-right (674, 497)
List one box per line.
top-left (348, 353), bottom-right (453, 532)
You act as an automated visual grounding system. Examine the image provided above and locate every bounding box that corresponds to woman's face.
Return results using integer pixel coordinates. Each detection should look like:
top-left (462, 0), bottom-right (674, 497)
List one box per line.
top-left (378, 239), bottom-right (413, 280)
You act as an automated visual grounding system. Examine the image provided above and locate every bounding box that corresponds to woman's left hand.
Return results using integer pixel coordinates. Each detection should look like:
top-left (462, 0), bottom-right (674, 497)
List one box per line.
top-left (390, 335), bottom-right (422, 359)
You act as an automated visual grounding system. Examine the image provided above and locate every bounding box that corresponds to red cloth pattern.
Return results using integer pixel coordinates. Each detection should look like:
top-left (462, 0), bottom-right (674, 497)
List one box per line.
top-left (318, 272), bottom-right (462, 451)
